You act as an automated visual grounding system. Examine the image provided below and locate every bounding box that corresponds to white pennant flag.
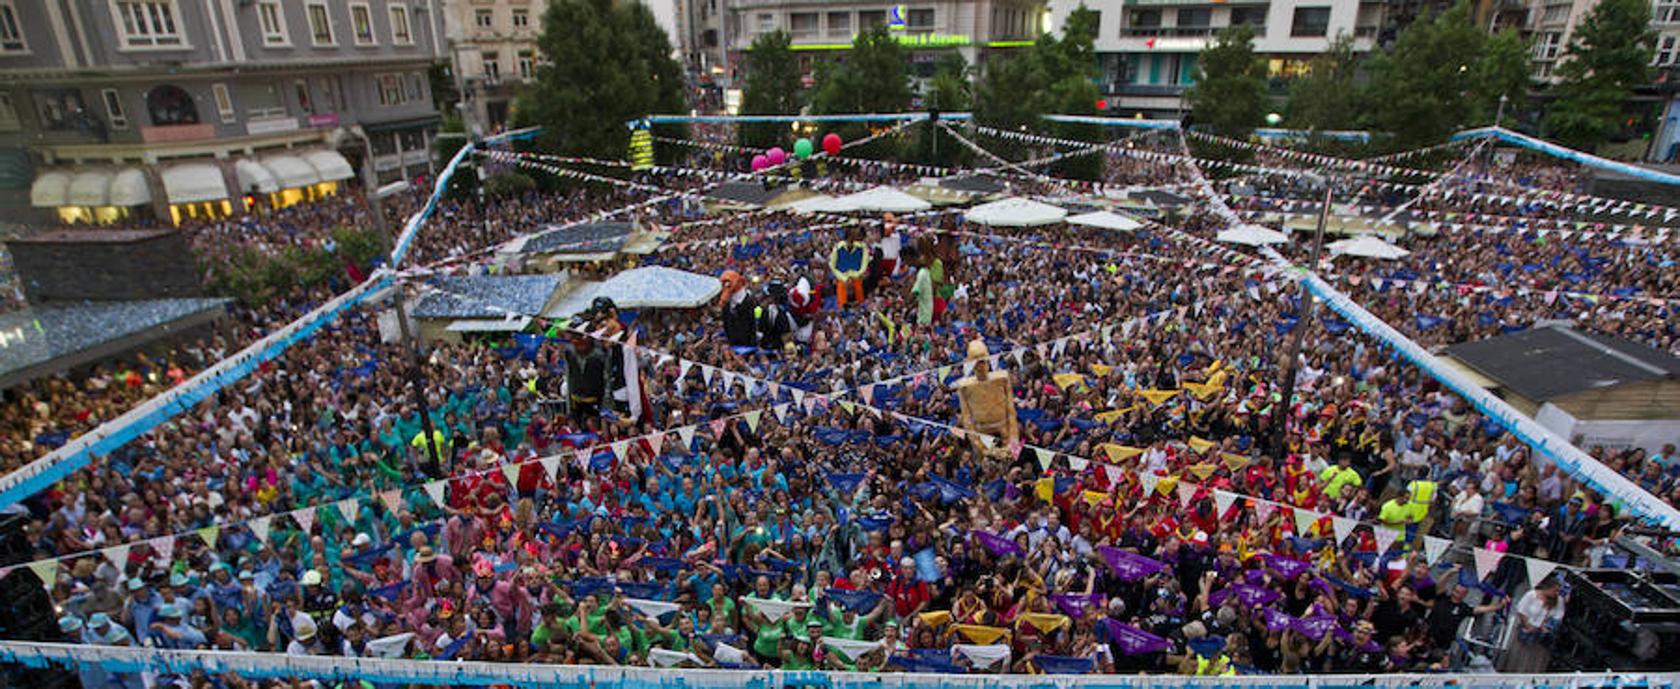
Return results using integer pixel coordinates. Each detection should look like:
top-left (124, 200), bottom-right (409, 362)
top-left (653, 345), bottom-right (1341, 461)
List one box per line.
top-left (1067, 455), bottom-right (1089, 472)
top-left (822, 637), bottom-right (884, 660)
top-left (1331, 516), bottom-right (1357, 545)
top-left (1253, 500), bottom-right (1276, 523)
top-left (1524, 557), bottom-right (1560, 587)
top-left (1372, 526), bottom-right (1401, 555)
top-left (292, 507), bottom-right (316, 534)
top-left (28, 560), bottom-right (58, 588)
top-left (378, 490), bottom-right (403, 514)
top-left (1473, 547), bottom-right (1505, 582)
top-left (791, 388), bottom-right (806, 407)
top-left (1214, 490), bottom-right (1237, 518)
top-left (649, 648), bottom-right (704, 668)
top-left (745, 409), bottom-right (764, 432)
top-left (771, 403), bottom-right (790, 423)
top-left (103, 543), bottom-right (132, 570)
top-left (335, 498), bottom-right (359, 523)
top-left (1102, 463), bottom-right (1124, 485)
top-left (502, 462), bottom-right (523, 486)
top-left (540, 454), bottom-right (563, 481)
top-left (1293, 508), bottom-right (1321, 536)
top-left (676, 425), bottom-right (696, 448)
top-left (1140, 472), bottom-right (1159, 496)
top-left (678, 359), bottom-right (693, 381)
top-left (423, 481), bottom-right (448, 508)
top-left (152, 535), bottom-right (177, 563)
top-left (1034, 447), bottom-right (1054, 471)
top-left (1176, 481), bottom-right (1197, 507)
top-left (700, 365), bottom-right (715, 385)
top-left (1423, 536), bottom-right (1451, 565)
top-left (248, 516), bottom-right (272, 545)
top-left (647, 432), bottom-right (666, 456)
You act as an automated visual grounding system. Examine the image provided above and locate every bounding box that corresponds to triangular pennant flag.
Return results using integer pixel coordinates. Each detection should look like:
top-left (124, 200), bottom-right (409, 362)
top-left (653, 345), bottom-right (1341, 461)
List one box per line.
top-left (700, 365), bottom-right (715, 385)
top-left (744, 409), bottom-right (764, 432)
top-left (791, 388), bottom-right (806, 407)
top-left (335, 498), bottom-right (359, 524)
top-left (103, 542), bottom-right (132, 570)
top-left (423, 481), bottom-right (448, 509)
top-left (1176, 481), bottom-right (1197, 507)
top-left (647, 432), bottom-right (666, 456)
top-left (1034, 447), bottom-right (1054, 471)
top-left (678, 359), bottom-right (694, 381)
top-left (27, 560), bottom-right (57, 588)
top-left (611, 440), bottom-right (630, 460)
top-left (1372, 526), bottom-right (1401, 555)
top-left (196, 525), bottom-right (219, 548)
top-left (1473, 547), bottom-right (1504, 581)
top-left (1067, 455), bottom-right (1089, 472)
top-left (1331, 516), bottom-right (1356, 545)
top-left (1293, 508), bottom-right (1321, 536)
top-left (1220, 452), bottom-right (1250, 472)
top-left (709, 418), bottom-right (728, 439)
top-left (771, 403), bottom-right (789, 423)
top-left (292, 508), bottom-right (316, 534)
top-left (248, 516), bottom-right (272, 545)
top-left (502, 462), bottom-right (522, 486)
top-left (1524, 556), bottom-right (1560, 587)
top-left (677, 425), bottom-right (696, 448)
top-left (1423, 536), bottom-right (1451, 565)
top-left (1138, 389), bottom-right (1179, 406)
top-left (540, 454), bottom-right (563, 481)
top-left (837, 400), bottom-right (856, 415)
top-left (1140, 472), bottom-right (1159, 496)
top-left (1102, 463), bottom-right (1124, 486)
top-left (978, 434), bottom-right (996, 449)
top-left (1214, 490), bottom-right (1237, 518)
top-left (1253, 500), bottom-right (1276, 523)
top-left (1186, 436), bottom-right (1215, 454)
top-left (1187, 463), bottom-right (1218, 480)
top-left (1100, 444), bottom-right (1143, 462)
top-left (378, 490), bottom-right (403, 514)
top-left (859, 384), bottom-right (875, 405)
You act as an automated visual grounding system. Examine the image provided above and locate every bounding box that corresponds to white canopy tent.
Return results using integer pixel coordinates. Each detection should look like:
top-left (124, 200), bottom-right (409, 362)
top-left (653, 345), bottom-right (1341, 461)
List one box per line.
top-left (830, 186), bottom-right (932, 213)
top-left (1215, 224), bottom-right (1290, 246)
top-left (964, 197), bottom-right (1067, 227)
top-left (785, 194), bottom-right (845, 214)
top-left (1066, 210), bottom-right (1143, 231)
top-left (1327, 235), bottom-right (1411, 260)
top-left (546, 266), bottom-right (723, 317)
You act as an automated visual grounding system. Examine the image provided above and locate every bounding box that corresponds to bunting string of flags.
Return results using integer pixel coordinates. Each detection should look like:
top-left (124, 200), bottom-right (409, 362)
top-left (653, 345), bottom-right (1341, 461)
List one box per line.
top-left (1233, 207), bottom-right (1675, 244)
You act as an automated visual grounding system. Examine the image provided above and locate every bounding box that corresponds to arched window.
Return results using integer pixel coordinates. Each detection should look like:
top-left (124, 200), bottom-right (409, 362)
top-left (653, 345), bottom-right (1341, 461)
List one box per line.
top-left (146, 84), bottom-right (199, 125)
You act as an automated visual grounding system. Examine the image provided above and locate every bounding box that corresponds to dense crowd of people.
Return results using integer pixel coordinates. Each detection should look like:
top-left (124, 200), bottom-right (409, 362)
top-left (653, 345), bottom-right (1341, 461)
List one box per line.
top-left (4, 129), bottom-right (1677, 689)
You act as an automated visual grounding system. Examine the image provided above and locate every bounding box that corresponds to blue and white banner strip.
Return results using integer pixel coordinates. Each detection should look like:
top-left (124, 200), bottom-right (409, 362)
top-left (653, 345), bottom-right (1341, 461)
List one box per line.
top-left (1041, 115), bottom-right (1183, 130)
top-left (1285, 262), bottom-right (1680, 531)
top-left (389, 126), bottom-right (543, 268)
top-left (0, 275), bottom-right (390, 509)
top-left (0, 641), bottom-right (1670, 689)
top-left (1249, 127), bottom-right (1374, 142)
top-left (1452, 126), bottom-right (1680, 187)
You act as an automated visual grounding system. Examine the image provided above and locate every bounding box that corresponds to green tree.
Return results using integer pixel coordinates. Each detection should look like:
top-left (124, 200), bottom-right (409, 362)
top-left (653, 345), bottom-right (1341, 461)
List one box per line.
top-left (909, 53), bottom-right (973, 167)
top-left (973, 5), bottom-right (1105, 178)
top-left (1359, 2), bottom-right (1485, 147)
top-left (1185, 25), bottom-right (1266, 137)
top-left (1472, 29), bottom-right (1532, 126)
top-left (1545, 0), bottom-right (1655, 147)
top-left (513, 0), bottom-right (687, 160)
top-left (1285, 34), bottom-right (1360, 131)
top-left (739, 31), bottom-right (803, 149)
top-left (810, 26), bottom-right (912, 114)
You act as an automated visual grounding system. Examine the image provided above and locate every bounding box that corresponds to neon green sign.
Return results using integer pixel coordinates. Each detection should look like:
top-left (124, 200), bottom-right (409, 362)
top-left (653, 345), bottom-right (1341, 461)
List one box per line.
top-left (784, 33), bottom-right (972, 50)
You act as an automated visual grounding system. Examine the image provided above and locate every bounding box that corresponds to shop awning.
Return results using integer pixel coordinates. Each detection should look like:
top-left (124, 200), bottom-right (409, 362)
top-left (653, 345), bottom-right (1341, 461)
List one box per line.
top-left (30, 171), bottom-right (70, 207)
top-left (109, 169), bottom-right (152, 207)
top-left (303, 149), bottom-right (356, 181)
top-left (67, 170), bottom-right (113, 207)
top-left (161, 163), bottom-right (230, 203)
top-left (235, 159), bottom-right (279, 195)
top-left (261, 155), bottom-right (320, 189)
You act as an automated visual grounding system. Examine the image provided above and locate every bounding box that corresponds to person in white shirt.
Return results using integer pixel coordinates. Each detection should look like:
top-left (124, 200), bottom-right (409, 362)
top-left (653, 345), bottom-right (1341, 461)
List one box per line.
top-left (1503, 577), bottom-right (1565, 672)
top-left (1450, 482), bottom-right (1484, 540)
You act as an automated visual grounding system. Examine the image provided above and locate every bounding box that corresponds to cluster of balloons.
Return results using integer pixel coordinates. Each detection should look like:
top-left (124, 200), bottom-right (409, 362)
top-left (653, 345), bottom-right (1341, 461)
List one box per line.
top-left (749, 132), bottom-right (845, 172)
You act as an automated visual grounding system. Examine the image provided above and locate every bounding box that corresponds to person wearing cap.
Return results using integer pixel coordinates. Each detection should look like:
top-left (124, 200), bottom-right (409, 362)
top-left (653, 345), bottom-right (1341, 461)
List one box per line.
top-left (119, 576), bottom-right (159, 638)
top-left (150, 603), bottom-right (208, 649)
top-left (1328, 620), bottom-right (1388, 672)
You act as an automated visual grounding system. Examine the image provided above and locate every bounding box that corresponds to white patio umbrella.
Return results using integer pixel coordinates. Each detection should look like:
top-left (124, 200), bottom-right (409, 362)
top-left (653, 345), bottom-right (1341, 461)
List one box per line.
top-left (1215, 224), bottom-right (1289, 246)
top-left (964, 197), bottom-right (1068, 227)
top-left (1066, 210), bottom-right (1143, 231)
top-left (833, 186), bottom-right (932, 213)
top-left (1327, 235), bottom-right (1410, 260)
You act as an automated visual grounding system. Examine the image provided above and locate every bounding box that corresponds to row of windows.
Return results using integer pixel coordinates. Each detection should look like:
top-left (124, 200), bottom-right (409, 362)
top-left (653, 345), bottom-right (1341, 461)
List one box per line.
top-left (0, 0), bottom-right (417, 55)
top-left (480, 50), bottom-right (538, 82)
top-left (1125, 6), bottom-right (1324, 37)
top-left (0, 74), bottom-right (423, 133)
top-left (474, 7), bottom-right (532, 30)
top-left (755, 9), bottom-right (925, 38)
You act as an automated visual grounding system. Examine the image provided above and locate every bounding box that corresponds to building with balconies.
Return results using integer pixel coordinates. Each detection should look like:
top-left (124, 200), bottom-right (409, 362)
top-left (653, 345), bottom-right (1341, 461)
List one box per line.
top-left (442, 0), bottom-right (546, 130)
top-left (1049, 0), bottom-right (1383, 118)
top-left (0, 0), bottom-right (448, 226)
top-left (719, 0), bottom-right (1048, 90)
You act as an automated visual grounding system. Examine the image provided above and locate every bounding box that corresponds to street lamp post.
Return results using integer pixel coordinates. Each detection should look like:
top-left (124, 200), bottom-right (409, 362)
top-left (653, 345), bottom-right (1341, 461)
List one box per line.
top-left (1495, 93), bottom-right (1509, 129)
top-left (352, 128), bottom-right (447, 478)
top-left (1269, 175), bottom-right (1333, 453)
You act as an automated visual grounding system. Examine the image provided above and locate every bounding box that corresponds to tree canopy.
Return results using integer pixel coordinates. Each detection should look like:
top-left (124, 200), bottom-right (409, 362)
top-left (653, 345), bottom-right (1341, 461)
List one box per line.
top-left (1545, 0), bottom-right (1655, 148)
top-left (1185, 25), bottom-right (1267, 138)
top-left (739, 30), bottom-right (804, 149)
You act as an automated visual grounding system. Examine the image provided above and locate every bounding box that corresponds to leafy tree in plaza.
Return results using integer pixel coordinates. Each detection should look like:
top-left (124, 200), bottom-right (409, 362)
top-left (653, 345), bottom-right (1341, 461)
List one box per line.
top-left (810, 26), bottom-right (912, 114)
top-left (908, 53), bottom-right (974, 167)
top-left (1185, 25), bottom-right (1267, 138)
top-left (1359, 1), bottom-right (1485, 147)
top-left (514, 0), bottom-right (687, 160)
top-left (1285, 34), bottom-right (1361, 131)
top-left (739, 31), bottom-right (804, 150)
top-left (972, 4), bottom-right (1105, 178)
top-left (1472, 29), bottom-right (1533, 126)
top-left (1545, 0), bottom-right (1655, 148)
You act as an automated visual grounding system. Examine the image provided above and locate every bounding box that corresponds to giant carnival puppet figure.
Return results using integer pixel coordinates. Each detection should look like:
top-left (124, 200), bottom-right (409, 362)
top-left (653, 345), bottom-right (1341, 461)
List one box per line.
top-left (719, 270), bottom-right (758, 348)
top-left (954, 337), bottom-right (1019, 458)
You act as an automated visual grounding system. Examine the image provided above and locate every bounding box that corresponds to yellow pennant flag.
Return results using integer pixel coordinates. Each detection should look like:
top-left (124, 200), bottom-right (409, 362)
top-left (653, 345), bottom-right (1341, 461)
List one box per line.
top-left (1017, 613), bottom-right (1070, 634)
top-left (1137, 389), bottom-right (1180, 406)
top-left (918, 611), bottom-right (952, 628)
top-left (1052, 373), bottom-right (1086, 391)
top-left (27, 560), bottom-right (58, 588)
top-left (1082, 490), bottom-right (1110, 507)
top-left (1155, 475), bottom-right (1179, 497)
top-left (954, 624), bottom-right (1011, 645)
top-left (1221, 452), bottom-right (1251, 472)
top-left (1187, 463), bottom-right (1218, 481)
top-left (1094, 409), bottom-right (1127, 425)
top-left (1089, 363), bottom-right (1113, 377)
top-left (1185, 380), bottom-right (1223, 400)
top-left (1035, 477), bottom-right (1055, 503)
top-left (1187, 436), bottom-right (1216, 453)
top-left (1100, 444), bottom-right (1143, 462)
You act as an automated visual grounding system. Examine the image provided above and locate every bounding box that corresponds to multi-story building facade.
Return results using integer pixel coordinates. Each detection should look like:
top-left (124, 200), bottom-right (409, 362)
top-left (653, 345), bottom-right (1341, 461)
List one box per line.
top-left (1049, 0), bottom-right (1385, 118)
top-left (1, 0), bottom-right (447, 225)
top-left (718, 0), bottom-right (1049, 93)
top-left (442, 0), bottom-right (544, 130)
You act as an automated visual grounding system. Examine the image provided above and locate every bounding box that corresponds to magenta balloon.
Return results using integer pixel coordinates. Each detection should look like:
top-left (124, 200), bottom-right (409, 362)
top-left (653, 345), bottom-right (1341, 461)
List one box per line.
top-left (750, 154), bottom-right (769, 171)
top-left (767, 147), bottom-right (786, 165)
top-left (822, 133), bottom-right (842, 155)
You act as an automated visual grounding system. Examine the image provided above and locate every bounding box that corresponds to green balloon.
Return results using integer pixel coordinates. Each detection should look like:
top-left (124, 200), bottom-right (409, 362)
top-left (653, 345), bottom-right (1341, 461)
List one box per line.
top-left (794, 138), bottom-right (814, 159)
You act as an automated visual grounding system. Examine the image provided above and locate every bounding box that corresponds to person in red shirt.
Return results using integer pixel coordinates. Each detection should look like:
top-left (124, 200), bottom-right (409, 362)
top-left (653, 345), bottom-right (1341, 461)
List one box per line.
top-left (885, 558), bottom-right (931, 618)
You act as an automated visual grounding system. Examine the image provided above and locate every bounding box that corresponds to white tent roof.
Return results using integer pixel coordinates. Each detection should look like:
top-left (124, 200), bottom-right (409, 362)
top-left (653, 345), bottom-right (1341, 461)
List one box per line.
top-left (303, 149), bottom-right (356, 181)
top-left (1328, 235), bottom-right (1411, 260)
top-left (109, 169), bottom-right (152, 207)
top-left (261, 155), bottom-right (321, 189)
top-left (161, 163), bottom-right (230, 203)
top-left (30, 171), bottom-right (70, 207)
top-left (1066, 210), bottom-right (1143, 231)
top-left (1215, 224), bottom-right (1289, 246)
top-left (964, 197), bottom-right (1067, 227)
top-left (67, 171), bottom-right (113, 207)
top-left (786, 194), bottom-right (845, 214)
top-left (235, 159), bottom-right (279, 195)
top-left (833, 186), bottom-right (932, 213)
top-left (546, 266), bottom-right (723, 317)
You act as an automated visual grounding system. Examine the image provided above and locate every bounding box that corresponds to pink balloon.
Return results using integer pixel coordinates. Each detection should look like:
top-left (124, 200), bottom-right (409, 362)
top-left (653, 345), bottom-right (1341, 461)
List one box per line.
top-left (766, 147), bottom-right (786, 166)
top-left (822, 133), bottom-right (843, 155)
top-left (750, 154), bottom-right (769, 172)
